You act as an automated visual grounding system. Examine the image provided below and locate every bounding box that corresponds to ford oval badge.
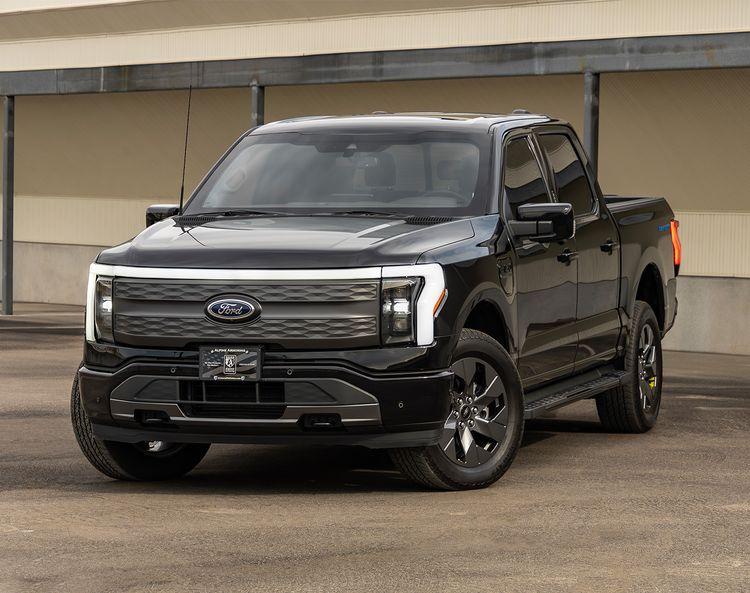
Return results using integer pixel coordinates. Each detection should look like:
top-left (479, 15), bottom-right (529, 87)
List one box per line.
top-left (205, 296), bottom-right (261, 324)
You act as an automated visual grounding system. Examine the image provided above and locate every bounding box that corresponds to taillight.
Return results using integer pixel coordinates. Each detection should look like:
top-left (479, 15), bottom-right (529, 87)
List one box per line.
top-left (670, 219), bottom-right (682, 275)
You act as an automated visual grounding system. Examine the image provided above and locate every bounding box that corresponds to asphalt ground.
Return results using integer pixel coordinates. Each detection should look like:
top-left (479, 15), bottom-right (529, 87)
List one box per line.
top-left (1, 304), bottom-right (749, 593)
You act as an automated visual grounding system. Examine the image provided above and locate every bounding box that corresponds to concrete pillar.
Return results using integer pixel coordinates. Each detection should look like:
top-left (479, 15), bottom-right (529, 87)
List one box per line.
top-left (2, 95), bottom-right (14, 315)
top-left (583, 71), bottom-right (600, 177)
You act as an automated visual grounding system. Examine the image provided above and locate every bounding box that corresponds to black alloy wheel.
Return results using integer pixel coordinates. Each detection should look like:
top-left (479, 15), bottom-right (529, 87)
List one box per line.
top-left (390, 329), bottom-right (524, 490)
top-left (596, 300), bottom-right (663, 433)
top-left (637, 323), bottom-right (660, 413)
top-left (440, 356), bottom-right (509, 467)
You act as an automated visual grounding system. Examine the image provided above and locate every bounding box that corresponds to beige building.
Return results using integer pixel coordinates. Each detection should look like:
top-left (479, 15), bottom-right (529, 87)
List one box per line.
top-left (0, 0), bottom-right (748, 353)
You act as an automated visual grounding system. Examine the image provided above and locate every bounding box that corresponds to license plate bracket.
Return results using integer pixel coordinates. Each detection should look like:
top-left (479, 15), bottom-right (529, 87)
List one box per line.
top-left (199, 346), bottom-right (261, 382)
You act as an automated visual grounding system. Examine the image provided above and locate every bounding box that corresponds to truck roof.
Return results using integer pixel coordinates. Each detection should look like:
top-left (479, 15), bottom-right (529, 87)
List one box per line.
top-left (254, 112), bottom-right (558, 134)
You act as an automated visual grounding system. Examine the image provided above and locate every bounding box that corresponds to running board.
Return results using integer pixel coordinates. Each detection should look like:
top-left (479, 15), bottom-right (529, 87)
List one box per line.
top-left (523, 369), bottom-right (626, 419)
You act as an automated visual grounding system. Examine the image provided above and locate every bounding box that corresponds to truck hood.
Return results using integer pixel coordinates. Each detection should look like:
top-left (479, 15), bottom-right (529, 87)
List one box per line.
top-left (97, 215), bottom-right (476, 269)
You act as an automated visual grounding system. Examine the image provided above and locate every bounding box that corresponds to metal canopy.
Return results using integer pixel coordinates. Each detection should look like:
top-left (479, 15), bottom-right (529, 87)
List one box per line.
top-left (1, 32), bottom-right (749, 96)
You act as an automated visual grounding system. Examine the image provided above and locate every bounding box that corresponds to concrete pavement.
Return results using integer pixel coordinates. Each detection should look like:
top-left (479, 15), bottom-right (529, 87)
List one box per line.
top-left (1, 307), bottom-right (748, 593)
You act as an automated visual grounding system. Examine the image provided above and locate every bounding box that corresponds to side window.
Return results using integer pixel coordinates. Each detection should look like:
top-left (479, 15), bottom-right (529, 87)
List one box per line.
top-left (538, 134), bottom-right (595, 216)
top-left (503, 137), bottom-right (550, 219)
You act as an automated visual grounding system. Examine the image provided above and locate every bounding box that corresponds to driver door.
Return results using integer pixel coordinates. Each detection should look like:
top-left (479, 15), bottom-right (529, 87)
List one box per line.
top-left (503, 135), bottom-right (579, 389)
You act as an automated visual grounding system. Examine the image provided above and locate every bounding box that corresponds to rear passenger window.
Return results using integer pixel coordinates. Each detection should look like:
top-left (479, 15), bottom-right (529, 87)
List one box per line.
top-left (539, 134), bottom-right (595, 216)
top-left (503, 137), bottom-right (550, 219)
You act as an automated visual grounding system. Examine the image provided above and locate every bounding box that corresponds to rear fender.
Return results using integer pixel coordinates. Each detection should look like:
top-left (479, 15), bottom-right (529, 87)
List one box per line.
top-left (625, 249), bottom-right (668, 329)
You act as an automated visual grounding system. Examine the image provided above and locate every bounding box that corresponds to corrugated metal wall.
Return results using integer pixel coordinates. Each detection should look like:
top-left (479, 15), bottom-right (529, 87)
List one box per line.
top-left (1, 0), bottom-right (749, 71)
top-left (2, 88), bottom-right (251, 246)
top-left (4, 75), bottom-right (585, 247)
top-left (600, 70), bottom-right (750, 212)
top-left (675, 212), bottom-right (750, 278)
top-left (1, 69), bottom-right (749, 279)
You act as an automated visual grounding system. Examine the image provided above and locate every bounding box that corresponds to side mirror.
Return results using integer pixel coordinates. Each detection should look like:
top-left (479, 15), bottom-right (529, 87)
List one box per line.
top-left (146, 204), bottom-right (180, 227)
top-left (509, 203), bottom-right (575, 242)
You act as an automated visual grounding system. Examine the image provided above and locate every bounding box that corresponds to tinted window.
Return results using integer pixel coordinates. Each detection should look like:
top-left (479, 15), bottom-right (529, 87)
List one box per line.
top-left (539, 134), bottom-right (595, 215)
top-left (184, 132), bottom-right (491, 217)
top-left (503, 137), bottom-right (550, 218)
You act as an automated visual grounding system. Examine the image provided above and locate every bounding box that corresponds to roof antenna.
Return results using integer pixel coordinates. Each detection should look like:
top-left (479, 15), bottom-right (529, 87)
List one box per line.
top-left (178, 85), bottom-right (193, 214)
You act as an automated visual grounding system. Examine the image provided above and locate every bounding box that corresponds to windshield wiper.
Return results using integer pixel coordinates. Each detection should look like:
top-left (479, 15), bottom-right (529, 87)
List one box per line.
top-left (208, 209), bottom-right (288, 217)
top-left (189, 209), bottom-right (402, 218)
top-left (326, 210), bottom-right (402, 217)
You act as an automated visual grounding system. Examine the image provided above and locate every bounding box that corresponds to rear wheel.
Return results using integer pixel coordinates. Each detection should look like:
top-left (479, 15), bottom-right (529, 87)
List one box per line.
top-left (70, 370), bottom-right (210, 480)
top-left (390, 329), bottom-right (524, 490)
top-left (596, 300), bottom-right (663, 433)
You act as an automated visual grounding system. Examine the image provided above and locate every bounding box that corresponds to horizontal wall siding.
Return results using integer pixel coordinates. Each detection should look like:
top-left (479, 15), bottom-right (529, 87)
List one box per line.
top-left (1, 0), bottom-right (750, 71)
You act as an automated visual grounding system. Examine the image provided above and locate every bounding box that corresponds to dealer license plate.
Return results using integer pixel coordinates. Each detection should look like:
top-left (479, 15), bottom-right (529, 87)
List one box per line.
top-left (199, 346), bottom-right (261, 381)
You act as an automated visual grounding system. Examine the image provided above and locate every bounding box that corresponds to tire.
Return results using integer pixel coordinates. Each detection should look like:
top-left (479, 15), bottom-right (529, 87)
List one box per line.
top-left (596, 300), bottom-right (663, 433)
top-left (70, 369), bottom-right (210, 481)
top-left (390, 329), bottom-right (524, 490)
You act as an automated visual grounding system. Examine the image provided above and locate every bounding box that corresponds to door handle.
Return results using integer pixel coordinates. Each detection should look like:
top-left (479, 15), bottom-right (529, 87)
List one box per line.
top-left (557, 249), bottom-right (578, 264)
top-left (600, 239), bottom-right (618, 254)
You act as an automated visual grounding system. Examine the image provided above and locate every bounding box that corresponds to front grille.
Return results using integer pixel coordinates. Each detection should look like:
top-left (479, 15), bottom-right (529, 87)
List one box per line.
top-left (180, 380), bottom-right (284, 403)
top-left (116, 315), bottom-right (377, 340)
top-left (112, 278), bottom-right (380, 348)
top-left (116, 280), bottom-right (378, 302)
top-left (179, 380), bottom-right (286, 419)
top-left (181, 403), bottom-right (285, 419)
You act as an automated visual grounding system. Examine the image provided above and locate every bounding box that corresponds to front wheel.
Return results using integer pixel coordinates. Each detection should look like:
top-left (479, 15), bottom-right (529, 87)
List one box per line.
top-left (70, 370), bottom-right (210, 481)
top-left (390, 329), bottom-right (524, 490)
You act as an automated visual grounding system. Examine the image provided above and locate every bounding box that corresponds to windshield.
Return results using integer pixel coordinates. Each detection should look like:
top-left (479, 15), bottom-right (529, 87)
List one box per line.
top-left (184, 131), bottom-right (492, 217)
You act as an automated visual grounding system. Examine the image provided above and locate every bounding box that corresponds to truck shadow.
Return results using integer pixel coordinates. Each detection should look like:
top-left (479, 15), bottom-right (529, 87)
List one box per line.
top-left (521, 417), bottom-right (609, 447)
top-left (70, 418), bottom-right (608, 495)
top-left (172, 445), bottom-right (413, 493)
top-left (0, 415), bottom-right (609, 496)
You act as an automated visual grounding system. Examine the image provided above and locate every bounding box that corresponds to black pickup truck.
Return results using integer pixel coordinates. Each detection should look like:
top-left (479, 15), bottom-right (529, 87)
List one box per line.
top-left (72, 113), bottom-right (680, 490)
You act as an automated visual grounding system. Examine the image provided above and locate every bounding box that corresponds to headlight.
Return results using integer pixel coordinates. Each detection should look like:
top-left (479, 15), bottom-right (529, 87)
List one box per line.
top-left (94, 277), bottom-right (114, 343)
top-left (381, 278), bottom-right (421, 345)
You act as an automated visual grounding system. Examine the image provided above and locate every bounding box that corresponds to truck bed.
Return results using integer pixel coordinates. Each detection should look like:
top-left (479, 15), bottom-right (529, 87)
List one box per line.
top-left (604, 194), bottom-right (677, 331)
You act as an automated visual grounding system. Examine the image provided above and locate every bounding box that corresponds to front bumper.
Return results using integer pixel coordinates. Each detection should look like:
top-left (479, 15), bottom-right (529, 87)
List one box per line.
top-left (79, 343), bottom-right (453, 448)
top-left (90, 424), bottom-right (443, 449)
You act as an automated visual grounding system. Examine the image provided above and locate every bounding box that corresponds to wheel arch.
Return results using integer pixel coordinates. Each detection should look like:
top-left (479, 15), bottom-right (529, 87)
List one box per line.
top-left (453, 286), bottom-right (514, 355)
top-left (633, 263), bottom-right (666, 332)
